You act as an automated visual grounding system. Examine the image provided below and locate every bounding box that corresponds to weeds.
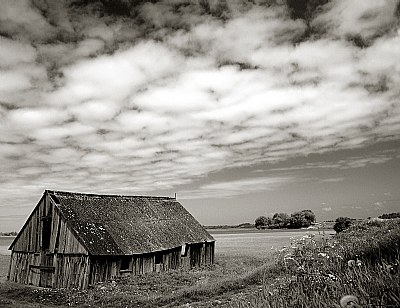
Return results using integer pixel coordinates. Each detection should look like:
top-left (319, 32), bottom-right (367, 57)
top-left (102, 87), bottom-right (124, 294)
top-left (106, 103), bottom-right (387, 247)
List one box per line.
top-left (233, 219), bottom-right (400, 308)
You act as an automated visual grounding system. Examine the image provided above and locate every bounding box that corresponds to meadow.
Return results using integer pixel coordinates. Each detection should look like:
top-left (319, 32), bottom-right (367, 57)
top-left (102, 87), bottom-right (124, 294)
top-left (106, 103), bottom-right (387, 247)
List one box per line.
top-left (0, 222), bottom-right (398, 307)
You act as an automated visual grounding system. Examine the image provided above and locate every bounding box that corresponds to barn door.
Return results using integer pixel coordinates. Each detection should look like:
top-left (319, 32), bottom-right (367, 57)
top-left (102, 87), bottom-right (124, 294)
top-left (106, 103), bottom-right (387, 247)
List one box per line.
top-left (39, 253), bottom-right (54, 287)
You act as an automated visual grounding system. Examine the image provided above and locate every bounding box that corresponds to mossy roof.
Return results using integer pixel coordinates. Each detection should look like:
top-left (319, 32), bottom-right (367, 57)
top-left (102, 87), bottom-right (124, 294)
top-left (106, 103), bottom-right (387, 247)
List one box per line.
top-left (47, 190), bottom-right (214, 256)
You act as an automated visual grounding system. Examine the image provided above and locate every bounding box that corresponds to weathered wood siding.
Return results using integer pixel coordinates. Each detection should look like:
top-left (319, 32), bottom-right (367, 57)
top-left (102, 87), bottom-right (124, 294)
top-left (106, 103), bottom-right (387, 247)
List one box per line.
top-left (8, 252), bottom-right (41, 285)
top-left (88, 243), bottom-right (214, 285)
top-left (88, 250), bottom-right (175, 285)
top-left (54, 255), bottom-right (90, 289)
top-left (181, 242), bottom-right (214, 269)
top-left (9, 193), bottom-right (89, 289)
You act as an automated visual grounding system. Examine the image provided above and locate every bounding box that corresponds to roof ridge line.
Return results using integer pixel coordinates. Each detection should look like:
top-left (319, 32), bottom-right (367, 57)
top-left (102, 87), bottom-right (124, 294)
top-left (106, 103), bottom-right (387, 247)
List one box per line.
top-left (45, 189), bottom-right (176, 199)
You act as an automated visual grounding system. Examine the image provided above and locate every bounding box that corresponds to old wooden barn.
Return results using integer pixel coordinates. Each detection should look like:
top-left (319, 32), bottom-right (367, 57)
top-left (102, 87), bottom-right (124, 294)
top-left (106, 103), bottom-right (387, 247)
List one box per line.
top-left (8, 190), bottom-right (215, 289)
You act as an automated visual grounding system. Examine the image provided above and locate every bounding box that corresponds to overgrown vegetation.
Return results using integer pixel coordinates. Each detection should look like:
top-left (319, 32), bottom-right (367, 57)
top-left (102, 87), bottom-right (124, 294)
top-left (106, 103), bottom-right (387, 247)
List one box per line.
top-left (234, 219), bottom-right (400, 307)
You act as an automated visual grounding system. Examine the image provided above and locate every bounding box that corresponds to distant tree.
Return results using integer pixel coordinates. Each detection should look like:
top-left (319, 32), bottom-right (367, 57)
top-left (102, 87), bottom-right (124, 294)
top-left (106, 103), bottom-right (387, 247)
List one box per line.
top-left (301, 210), bottom-right (316, 224)
top-left (289, 211), bottom-right (311, 228)
top-left (255, 216), bottom-right (269, 229)
top-left (237, 223), bottom-right (254, 228)
top-left (273, 213), bottom-right (290, 228)
top-left (378, 212), bottom-right (400, 219)
top-left (333, 217), bottom-right (352, 233)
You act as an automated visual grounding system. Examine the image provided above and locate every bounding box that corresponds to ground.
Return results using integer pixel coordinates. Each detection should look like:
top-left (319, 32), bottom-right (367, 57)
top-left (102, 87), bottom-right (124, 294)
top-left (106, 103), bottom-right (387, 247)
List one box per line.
top-left (0, 253), bottom-right (268, 308)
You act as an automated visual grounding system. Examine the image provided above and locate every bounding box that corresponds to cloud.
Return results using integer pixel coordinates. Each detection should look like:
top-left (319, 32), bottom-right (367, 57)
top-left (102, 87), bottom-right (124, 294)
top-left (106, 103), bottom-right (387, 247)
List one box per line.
top-left (322, 207), bottom-right (332, 212)
top-left (0, 0), bottom-right (56, 41)
top-left (314, 0), bottom-right (399, 42)
top-left (0, 0), bottom-right (399, 222)
top-left (320, 178), bottom-right (345, 183)
top-left (179, 176), bottom-right (293, 200)
top-left (271, 150), bottom-right (398, 172)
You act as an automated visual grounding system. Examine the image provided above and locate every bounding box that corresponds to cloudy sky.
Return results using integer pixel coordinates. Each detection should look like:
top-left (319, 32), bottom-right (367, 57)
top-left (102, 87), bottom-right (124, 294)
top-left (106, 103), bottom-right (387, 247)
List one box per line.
top-left (1, 0), bottom-right (400, 231)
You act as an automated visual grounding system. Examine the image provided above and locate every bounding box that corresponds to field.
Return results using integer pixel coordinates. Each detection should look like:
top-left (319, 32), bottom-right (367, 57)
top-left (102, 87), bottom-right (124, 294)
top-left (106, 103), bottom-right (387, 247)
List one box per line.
top-left (0, 223), bottom-right (398, 307)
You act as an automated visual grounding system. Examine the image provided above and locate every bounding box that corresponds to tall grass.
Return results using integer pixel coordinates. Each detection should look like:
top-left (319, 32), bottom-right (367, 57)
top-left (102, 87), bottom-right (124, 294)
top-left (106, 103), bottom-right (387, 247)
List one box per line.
top-left (233, 219), bottom-right (400, 308)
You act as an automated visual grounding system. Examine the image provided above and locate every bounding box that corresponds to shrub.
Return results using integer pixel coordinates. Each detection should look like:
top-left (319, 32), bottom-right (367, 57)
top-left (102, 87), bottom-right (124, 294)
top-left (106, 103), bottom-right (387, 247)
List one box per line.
top-left (334, 217), bottom-right (352, 233)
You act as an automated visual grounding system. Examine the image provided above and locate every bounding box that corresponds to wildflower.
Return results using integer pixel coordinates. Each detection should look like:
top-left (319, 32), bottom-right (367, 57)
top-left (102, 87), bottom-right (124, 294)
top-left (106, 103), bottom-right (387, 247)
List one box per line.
top-left (284, 255), bottom-right (294, 260)
top-left (297, 265), bottom-right (305, 271)
top-left (340, 295), bottom-right (360, 307)
top-left (383, 263), bottom-right (398, 274)
top-left (327, 273), bottom-right (337, 280)
top-left (356, 259), bottom-right (362, 267)
top-left (347, 260), bottom-right (355, 268)
top-left (318, 252), bottom-right (329, 259)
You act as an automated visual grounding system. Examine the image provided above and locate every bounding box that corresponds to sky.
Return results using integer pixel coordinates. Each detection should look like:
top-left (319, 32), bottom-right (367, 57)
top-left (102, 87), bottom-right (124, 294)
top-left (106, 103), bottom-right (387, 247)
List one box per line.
top-left (0, 0), bottom-right (400, 232)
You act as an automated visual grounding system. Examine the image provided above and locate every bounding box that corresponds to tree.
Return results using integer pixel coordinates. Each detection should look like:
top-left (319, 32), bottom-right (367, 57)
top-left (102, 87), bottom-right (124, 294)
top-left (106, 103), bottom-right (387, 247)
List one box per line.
top-left (272, 213), bottom-right (290, 228)
top-left (255, 216), bottom-right (270, 229)
top-left (301, 210), bottom-right (316, 224)
top-left (378, 212), bottom-right (400, 219)
top-left (333, 217), bottom-right (352, 233)
top-left (290, 211), bottom-right (310, 228)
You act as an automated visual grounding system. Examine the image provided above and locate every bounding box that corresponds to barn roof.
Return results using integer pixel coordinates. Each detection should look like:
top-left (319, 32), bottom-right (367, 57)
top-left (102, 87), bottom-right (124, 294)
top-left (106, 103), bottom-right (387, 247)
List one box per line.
top-left (47, 190), bottom-right (214, 256)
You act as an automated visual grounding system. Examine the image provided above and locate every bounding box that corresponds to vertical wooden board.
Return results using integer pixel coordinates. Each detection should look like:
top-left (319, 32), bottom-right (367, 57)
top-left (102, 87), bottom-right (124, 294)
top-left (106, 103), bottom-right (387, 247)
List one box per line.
top-left (59, 220), bottom-right (67, 253)
top-left (33, 207), bottom-right (38, 251)
top-left (8, 252), bottom-right (15, 281)
top-left (32, 254), bottom-right (41, 286)
top-left (49, 210), bottom-right (59, 253)
top-left (38, 199), bottom-right (42, 251)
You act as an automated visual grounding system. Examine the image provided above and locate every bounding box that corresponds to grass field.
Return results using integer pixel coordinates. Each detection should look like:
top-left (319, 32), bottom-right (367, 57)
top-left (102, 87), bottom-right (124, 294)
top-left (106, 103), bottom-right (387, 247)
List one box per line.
top-left (0, 222), bottom-right (398, 307)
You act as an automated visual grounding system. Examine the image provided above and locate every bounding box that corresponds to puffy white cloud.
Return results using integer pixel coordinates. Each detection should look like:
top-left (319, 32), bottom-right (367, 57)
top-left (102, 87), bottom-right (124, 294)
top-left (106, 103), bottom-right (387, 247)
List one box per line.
top-left (47, 41), bottom-right (184, 106)
top-left (0, 37), bottom-right (36, 67)
top-left (314, 0), bottom-right (399, 40)
top-left (0, 0), bottom-right (55, 40)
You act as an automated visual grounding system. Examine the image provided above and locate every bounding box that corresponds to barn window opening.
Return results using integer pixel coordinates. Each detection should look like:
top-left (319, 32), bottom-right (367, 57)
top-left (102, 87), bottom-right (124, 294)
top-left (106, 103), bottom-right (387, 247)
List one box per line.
top-left (120, 256), bottom-right (131, 271)
top-left (155, 252), bottom-right (163, 264)
top-left (42, 217), bottom-right (51, 250)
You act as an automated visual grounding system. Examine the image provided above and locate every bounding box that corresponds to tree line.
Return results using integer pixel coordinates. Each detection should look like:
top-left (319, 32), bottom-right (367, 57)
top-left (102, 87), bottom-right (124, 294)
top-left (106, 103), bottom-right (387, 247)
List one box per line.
top-left (255, 210), bottom-right (316, 229)
top-left (378, 212), bottom-right (400, 219)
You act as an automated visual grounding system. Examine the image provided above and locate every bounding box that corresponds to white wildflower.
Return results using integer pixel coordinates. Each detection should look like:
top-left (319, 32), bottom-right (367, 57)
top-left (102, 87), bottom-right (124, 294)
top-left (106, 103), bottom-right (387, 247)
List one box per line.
top-left (340, 295), bottom-right (360, 307)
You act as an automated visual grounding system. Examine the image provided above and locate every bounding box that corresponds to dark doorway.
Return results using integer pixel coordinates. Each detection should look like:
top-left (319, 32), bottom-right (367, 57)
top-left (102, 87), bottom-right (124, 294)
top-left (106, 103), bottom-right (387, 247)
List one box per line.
top-left (42, 217), bottom-right (52, 251)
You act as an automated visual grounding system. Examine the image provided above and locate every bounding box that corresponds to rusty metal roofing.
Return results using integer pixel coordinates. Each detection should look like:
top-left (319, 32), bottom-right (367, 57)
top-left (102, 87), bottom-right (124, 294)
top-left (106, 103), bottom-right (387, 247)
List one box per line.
top-left (47, 190), bottom-right (214, 256)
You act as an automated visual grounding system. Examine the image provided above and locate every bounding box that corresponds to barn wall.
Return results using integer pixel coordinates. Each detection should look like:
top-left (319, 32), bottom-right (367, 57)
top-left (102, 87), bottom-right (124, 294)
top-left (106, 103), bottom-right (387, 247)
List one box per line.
top-left (181, 242), bottom-right (215, 269)
top-left (8, 251), bottom-right (41, 285)
top-left (54, 255), bottom-right (90, 289)
top-left (9, 193), bottom-right (89, 289)
top-left (89, 247), bottom-right (182, 285)
top-left (88, 243), bottom-right (214, 285)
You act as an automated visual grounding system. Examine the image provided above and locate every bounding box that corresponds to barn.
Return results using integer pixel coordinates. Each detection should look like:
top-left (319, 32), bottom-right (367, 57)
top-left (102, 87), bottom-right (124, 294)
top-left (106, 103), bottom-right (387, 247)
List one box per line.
top-left (8, 190), bottom-right (215, 289)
